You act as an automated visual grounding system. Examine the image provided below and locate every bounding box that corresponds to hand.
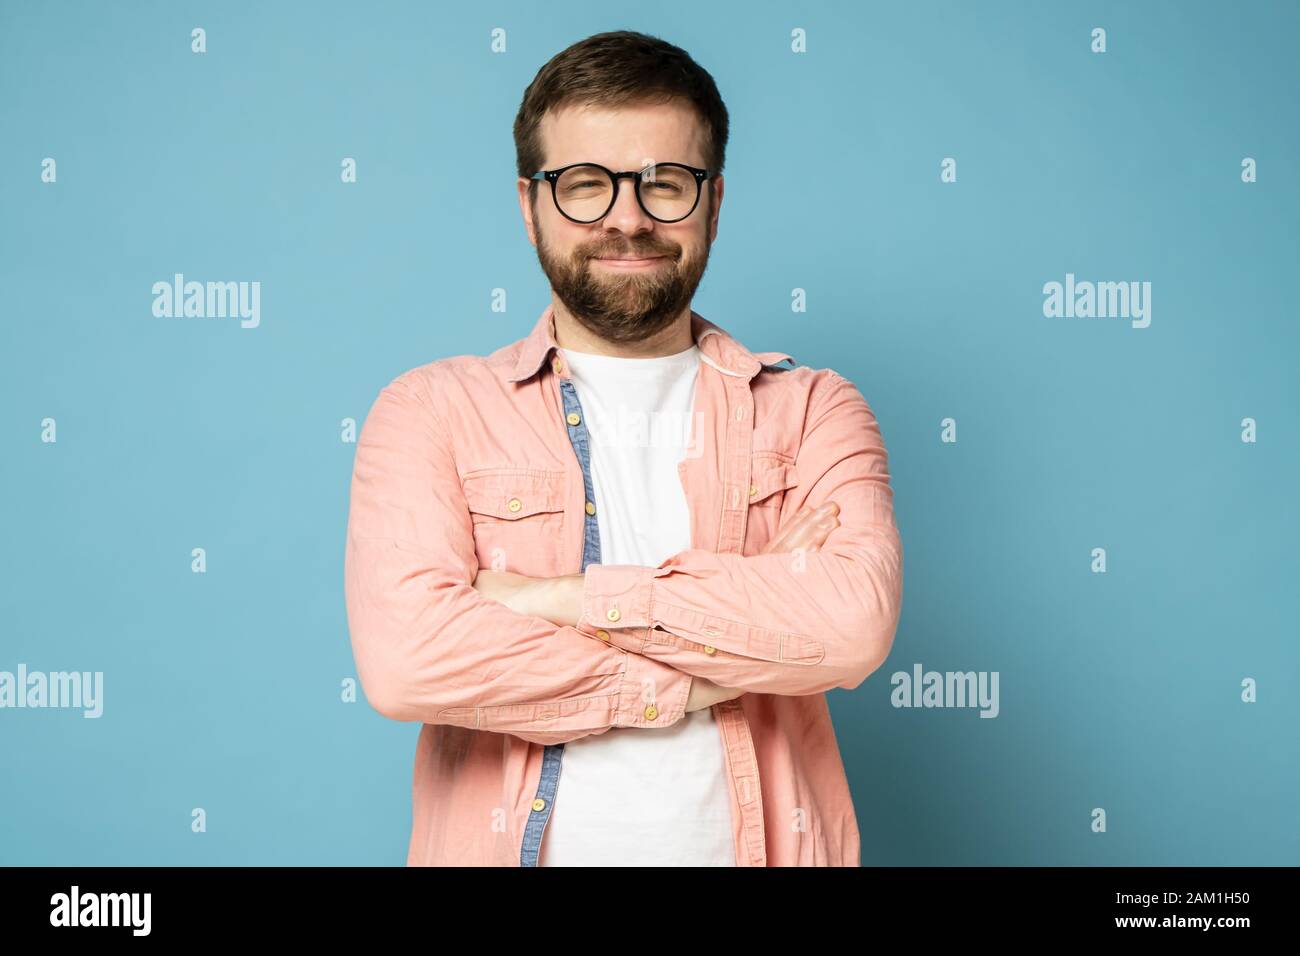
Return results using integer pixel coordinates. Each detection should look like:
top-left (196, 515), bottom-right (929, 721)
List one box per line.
top-left (689, 502), bottom-right (841, 710)
top-left (760, 501), bottom-right (840, 555)
top-left (469, 568), bottom-right (529, 611)
top-left (471, 569), bottom-right (584, 626)
top-left (686, 676), bottom-right (747, 712)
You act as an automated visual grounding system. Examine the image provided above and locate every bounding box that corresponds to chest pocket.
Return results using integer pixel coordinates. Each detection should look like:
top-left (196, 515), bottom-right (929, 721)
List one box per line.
top-left (461, 469), bottom-right (567, 575)
top-left (744, 454), bottom-right (798, 551)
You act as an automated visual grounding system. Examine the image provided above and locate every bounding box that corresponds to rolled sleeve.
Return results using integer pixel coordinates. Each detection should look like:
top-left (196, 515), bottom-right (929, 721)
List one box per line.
top-left (577, 563), bottom-right (659, 653)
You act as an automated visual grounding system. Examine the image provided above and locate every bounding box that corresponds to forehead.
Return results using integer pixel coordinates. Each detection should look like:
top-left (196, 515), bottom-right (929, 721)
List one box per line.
top-left (538, 99), bottom-right (708, 170)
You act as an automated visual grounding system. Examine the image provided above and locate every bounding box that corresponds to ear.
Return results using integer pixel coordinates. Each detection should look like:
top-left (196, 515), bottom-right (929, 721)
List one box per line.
top-left (517, 177), bottom-right (539, 247)
top-left (706, 173), bottom-right (724, 244)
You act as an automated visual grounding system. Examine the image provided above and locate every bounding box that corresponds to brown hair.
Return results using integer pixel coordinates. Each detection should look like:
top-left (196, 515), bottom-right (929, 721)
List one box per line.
top-left (514, 31), bottom-right (730, 198)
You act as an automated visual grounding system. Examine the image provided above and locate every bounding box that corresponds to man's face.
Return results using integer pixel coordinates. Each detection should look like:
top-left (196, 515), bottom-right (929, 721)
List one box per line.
top-left (519, 99), bottom-right (722, 345)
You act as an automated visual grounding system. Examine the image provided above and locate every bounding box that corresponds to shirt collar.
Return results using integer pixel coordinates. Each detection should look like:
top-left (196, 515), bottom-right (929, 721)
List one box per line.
top-left (504, 303), bottom-right (793, 384)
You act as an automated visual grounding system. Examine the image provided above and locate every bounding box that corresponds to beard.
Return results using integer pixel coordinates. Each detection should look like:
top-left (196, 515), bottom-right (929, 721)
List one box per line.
top-left (534, 212), bottom-right (712, 346)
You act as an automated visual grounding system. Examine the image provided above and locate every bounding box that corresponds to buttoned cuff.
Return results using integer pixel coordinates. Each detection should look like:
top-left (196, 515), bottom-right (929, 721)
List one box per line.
top-left (578, 563), bottom-right (657, 654)
top-left (614, 651), bottom-right (691, 729)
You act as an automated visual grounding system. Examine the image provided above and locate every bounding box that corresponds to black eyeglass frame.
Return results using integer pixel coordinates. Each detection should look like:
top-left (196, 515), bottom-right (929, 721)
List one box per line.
top-left (529, 162), bottom-right (713, 224)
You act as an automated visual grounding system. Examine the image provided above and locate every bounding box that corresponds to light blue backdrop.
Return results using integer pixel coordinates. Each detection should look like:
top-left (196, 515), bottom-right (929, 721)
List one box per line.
top-left (2, 0), bottom-right (1296, 865)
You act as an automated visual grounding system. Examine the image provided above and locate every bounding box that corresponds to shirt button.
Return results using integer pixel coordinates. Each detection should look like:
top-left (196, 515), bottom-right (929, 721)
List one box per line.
top-left (703, 645), bottom-right (716, 655)
top-left (507, 497), bottom-right (522, 512)
top-left (644, 704), bottom-right (658, 720)
top-left (566, 411), bottom-right (581, 426)
top-left (748, 484), bottom-right (758, 497)
top-left (551, 356), bottom-right (563, 375)
top-left (531, 798), bottom-right (546, 812)
top-left (606, 607), bottom-right (621, 623)
top-left (596, 629), bottom-right (610, 641)
top-left (585, 500), bottom-right (596, 515)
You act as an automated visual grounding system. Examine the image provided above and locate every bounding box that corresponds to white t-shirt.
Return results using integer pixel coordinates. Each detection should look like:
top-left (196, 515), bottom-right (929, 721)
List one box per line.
top-left (538, 342), bottom-right (736, 866)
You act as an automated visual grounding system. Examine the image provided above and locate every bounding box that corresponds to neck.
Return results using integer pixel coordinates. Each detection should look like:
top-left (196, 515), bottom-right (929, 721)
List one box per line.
top-left (551, 302), bottom-right (694, 357)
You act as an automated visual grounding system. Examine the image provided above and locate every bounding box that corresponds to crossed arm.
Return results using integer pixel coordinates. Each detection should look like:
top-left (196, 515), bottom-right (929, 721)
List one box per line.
top-left (344, 369), bottom-right (902, 743)
top-left (471, 502), bottom-right (843, 712)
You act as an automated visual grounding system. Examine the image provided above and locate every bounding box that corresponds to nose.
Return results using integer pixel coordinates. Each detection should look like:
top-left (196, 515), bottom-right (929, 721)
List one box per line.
top-left (600, 174), bottom-right (655, 233)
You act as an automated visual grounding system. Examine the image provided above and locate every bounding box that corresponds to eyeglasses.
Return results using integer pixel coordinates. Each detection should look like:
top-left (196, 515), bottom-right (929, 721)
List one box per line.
top-left (530, 162), bottom-right (713, 224)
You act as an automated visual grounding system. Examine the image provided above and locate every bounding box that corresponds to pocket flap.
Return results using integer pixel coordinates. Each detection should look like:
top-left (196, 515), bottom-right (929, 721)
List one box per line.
top-left (462, 470), bottom-right (566, 519)
top-left (748, 457), bottom-right (797, 505)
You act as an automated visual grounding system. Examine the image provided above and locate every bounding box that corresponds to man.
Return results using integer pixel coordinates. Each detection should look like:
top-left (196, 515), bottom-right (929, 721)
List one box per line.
top-left (343, 30), bottom-right (903, 866)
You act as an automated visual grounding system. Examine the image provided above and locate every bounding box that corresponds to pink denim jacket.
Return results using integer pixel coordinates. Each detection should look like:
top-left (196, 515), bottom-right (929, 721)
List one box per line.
top-left (343, 304), bottom-right (903, 865)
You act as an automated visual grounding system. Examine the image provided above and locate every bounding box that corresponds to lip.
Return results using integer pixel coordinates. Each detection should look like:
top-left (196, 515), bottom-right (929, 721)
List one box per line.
top-left (592, 256), bottom-right (666, 270)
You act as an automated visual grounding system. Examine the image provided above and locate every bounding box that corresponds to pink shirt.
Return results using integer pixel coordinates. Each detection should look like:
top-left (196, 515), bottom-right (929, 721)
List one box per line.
top-left (343, 304), bottom-right (904, 866)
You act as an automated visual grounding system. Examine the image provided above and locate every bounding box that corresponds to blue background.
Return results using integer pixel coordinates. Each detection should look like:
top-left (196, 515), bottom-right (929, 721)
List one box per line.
top-left (2, 0), bottom-right (1296, 865)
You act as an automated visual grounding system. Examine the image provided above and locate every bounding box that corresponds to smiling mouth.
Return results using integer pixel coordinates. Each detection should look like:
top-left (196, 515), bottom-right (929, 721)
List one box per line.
top-left (592, 255), bottom-right (667, 267)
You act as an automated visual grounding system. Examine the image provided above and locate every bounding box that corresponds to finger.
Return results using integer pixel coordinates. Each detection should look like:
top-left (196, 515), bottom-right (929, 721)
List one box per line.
top-left (809, 518), bottom-right (839, 548)
top-left (779, 503), bottom-right (836, 541)
top-left (762, 503), bottom-right (839, 555)
top-left (761, 506), bottom-right (814, 554)
top-left (781, 522), bottom-right (825, 552)
top-left (788, 514), bottom-right (840, 551)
